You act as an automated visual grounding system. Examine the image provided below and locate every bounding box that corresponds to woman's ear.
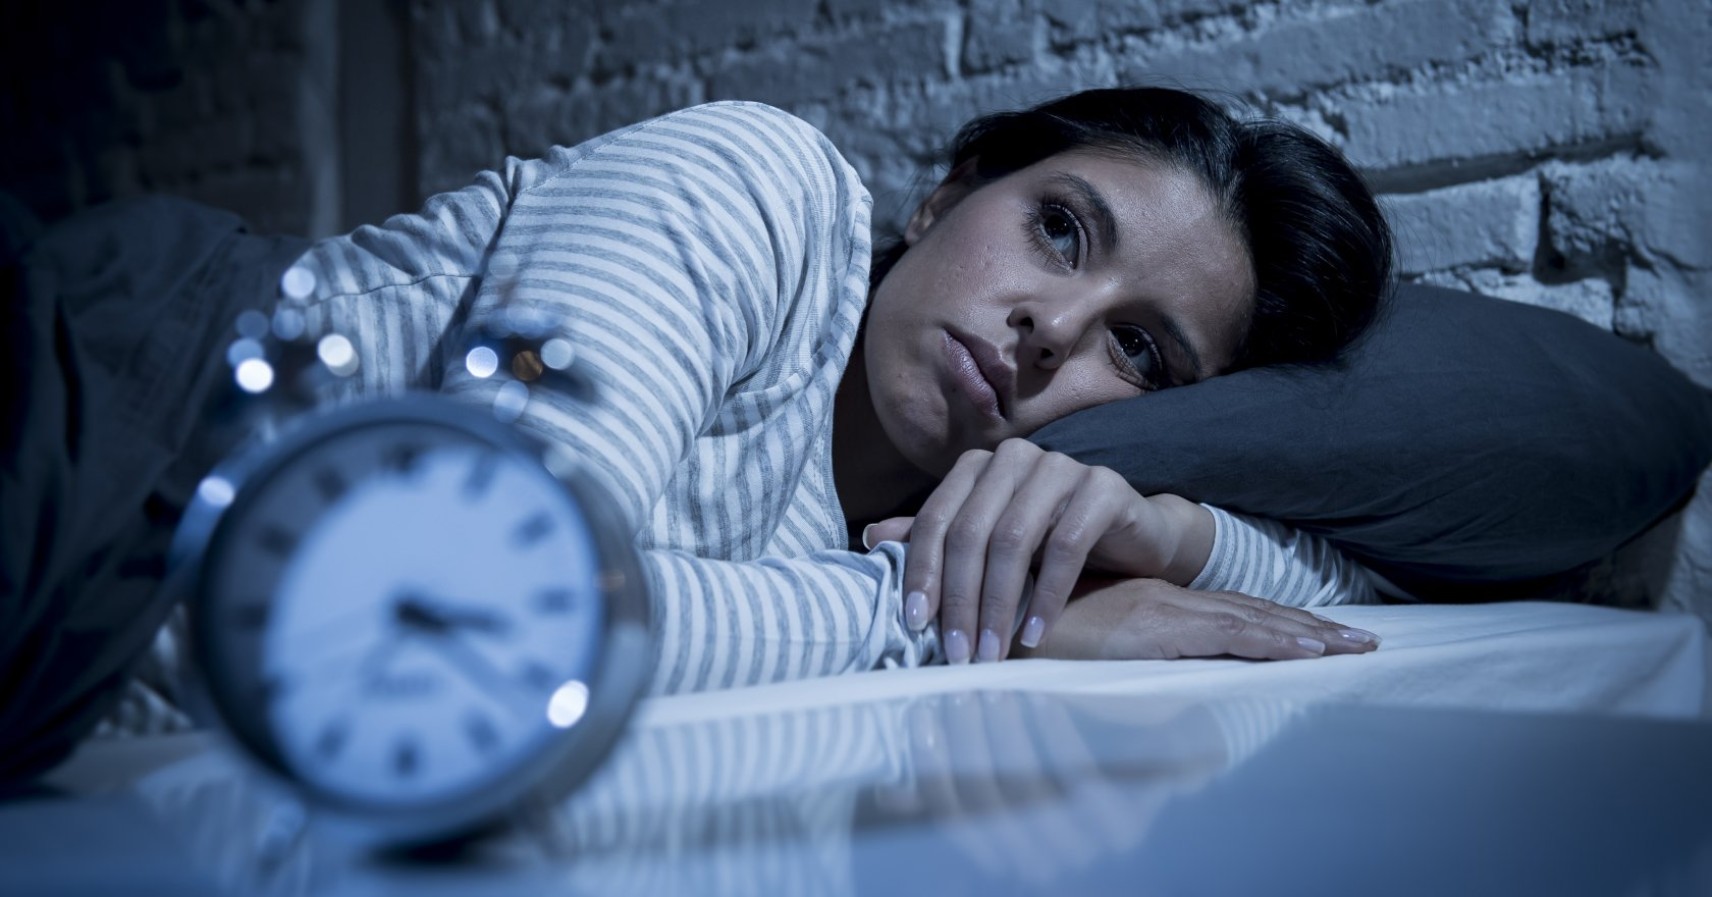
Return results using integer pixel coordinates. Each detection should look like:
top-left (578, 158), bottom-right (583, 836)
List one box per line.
top-left (903, 159), bottom-right (982, 246)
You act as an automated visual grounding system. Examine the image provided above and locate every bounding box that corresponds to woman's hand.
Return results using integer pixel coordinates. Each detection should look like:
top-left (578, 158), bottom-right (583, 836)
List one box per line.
top-left (863, 438), bottom-right (1212, 664)
top-left (1012, 576), bottom-right (1380, 661)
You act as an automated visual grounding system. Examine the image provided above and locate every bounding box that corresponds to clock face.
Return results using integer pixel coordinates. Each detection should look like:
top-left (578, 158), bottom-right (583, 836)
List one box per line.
top-left (199, 418), bottom-right (606, 810)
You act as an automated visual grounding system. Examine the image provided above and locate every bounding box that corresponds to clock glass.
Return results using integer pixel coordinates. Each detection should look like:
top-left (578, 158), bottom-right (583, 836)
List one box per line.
top-left (198, 417), bottom-right (606, 810)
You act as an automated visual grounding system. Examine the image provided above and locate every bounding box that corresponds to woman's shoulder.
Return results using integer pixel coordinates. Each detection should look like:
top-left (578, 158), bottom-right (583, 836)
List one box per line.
top-left (538, 101), bottom-right (865, 199)
top-left (647, 99), bottom-right (826, 136)
top-left (629, 100), bottom-right (838, 154)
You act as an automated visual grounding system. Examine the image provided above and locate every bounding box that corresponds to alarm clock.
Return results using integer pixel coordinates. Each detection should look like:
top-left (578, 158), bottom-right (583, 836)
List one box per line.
top-left (169, 269), bottom-right (652, 848)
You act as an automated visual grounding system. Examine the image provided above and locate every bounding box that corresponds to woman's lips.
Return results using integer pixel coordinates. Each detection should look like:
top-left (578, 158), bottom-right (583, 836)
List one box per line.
top-left (942, 332), bottom-right (1005, 421)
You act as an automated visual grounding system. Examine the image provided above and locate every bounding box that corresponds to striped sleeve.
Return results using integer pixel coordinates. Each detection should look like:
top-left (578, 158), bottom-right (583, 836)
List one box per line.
top-left (1187, 503), bottom-right (1378, 607)
top-left (297, 102), bottom-right (937, 694)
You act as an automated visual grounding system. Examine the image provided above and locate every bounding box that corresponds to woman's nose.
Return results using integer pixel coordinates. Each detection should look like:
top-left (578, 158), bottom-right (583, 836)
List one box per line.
top-left (1009, 302), bottom-right (1088, 370)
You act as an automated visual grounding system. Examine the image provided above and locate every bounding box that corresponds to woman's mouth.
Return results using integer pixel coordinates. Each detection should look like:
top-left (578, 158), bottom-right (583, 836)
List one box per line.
top-left (942, 332), bottom-right (1005, 422)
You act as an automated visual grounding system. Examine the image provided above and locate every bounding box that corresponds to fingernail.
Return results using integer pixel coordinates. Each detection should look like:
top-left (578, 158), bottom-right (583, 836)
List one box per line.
top-left (1296, 636), bottom-right (1326, 655)
top-left (976, 628), bottom-right (1001, 663)
top-left (945, 628), bottom-right (971, 665)
top-left (1338, 628), bottom-right (1381, 646)
top-left (861, 524), bottom-right (876, 550)
top-left (1020, 615), bottom-right (1045, 648)
top-left (905, 591), bottom-right (930, 631)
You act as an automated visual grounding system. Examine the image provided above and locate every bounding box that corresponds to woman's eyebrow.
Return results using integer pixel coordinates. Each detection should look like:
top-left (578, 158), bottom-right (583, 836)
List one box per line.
top-left (1047, 173), bottom-right (1118, 251)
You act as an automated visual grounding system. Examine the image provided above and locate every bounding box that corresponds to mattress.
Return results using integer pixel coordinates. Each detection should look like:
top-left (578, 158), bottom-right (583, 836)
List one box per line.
top-left (639, 601), bottom-right (1711, 727)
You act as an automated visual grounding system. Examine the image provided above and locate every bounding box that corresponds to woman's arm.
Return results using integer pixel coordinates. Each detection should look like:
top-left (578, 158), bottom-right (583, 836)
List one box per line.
top-left (1189, 503), bottom-right (1379, 609)
top-left (868, 440), bottom-right (1379, 662)
top-left (294, 101), bottom-right (943, 694)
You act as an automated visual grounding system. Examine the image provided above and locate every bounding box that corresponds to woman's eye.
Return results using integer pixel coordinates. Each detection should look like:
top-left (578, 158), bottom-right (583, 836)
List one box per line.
top-left (1111, 326), bottom-right (1163, 384)
top-left (1033, 203), bottom-right (1081, 265)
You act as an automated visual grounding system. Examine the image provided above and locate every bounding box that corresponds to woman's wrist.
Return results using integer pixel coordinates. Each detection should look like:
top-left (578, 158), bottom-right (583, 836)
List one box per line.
top-left (1149, 494), bottom-right (1215, 586)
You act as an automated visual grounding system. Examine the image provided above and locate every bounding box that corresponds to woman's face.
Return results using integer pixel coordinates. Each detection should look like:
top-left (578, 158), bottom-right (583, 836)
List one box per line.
top-left (863, 149), bottom-right (1255, 476)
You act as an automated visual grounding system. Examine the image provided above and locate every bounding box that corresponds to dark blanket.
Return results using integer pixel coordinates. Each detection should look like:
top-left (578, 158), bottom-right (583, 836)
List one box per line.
top-left (0, 196), bottom-right (308, 785)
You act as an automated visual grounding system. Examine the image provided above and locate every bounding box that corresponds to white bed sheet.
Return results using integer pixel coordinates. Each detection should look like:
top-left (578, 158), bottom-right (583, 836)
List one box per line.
top-left (640, 602), bottom-right (1711, 727)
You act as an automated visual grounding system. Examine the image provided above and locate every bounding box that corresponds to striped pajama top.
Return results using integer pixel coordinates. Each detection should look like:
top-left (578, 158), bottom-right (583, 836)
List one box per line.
top-left (276, 101), bottom-right (1375, 697)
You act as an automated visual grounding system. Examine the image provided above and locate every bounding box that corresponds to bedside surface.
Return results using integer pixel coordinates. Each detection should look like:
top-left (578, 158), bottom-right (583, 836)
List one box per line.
top-left (4, 690), bottom-right (1711, 897)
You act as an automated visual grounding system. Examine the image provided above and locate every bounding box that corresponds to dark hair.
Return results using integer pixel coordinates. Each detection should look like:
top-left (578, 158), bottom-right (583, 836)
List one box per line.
top-left (871, 86), bottom-right (1394, 370)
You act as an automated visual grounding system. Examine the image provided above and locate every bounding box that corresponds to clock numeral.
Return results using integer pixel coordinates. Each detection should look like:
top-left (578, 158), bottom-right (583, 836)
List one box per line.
top-left (534, 587), bottom-right (574, 614)
top-left (463, 452), bottom-right (499, 500)
top-left (520, 660), bottom-right (558, 692)
top-left (463, 711), bottom-right (499, 754)
top-left (511, 511), bottom-right (555, 549)
top-left (255, 525), bottom-right (298, 557)
top-left (316, 720), bottom-right (349, 760)
top-left (384, 442), bottom-right (424, 476)
top-left (393, 737), bottom-right (420, 778)
top-left (312, 467), bottom-right (347, 503)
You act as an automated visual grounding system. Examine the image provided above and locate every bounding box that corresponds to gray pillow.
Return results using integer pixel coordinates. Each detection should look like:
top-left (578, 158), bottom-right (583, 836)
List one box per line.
top-left (1030, 283), bottom-right (1712, 601)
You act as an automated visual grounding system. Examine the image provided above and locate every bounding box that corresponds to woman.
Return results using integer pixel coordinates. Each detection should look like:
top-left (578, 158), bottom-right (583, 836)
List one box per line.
top-left (288, 86), bottom-right (1390, 691)
top-left (1, 88), bottom-right (1390, 779)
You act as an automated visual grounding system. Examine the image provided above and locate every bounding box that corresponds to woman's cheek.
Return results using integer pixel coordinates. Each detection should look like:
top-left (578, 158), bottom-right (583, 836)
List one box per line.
top-left (1027, 369), bottom-right (1137, 431)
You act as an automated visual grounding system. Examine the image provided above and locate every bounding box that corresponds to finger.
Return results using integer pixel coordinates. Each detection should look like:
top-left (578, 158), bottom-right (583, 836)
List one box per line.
top-left (1007, 463), bottom-right (1121, 657)
top-left (864, 516), bottom-right (914, 548)
top-left (1201, 591), bottom-right (1382, 654)
top-left (936, 449), bottom-right (1029, 663)
top-left (971, 452), bottom-right (1088, 661)
top-left (903, 452), bottom-right (987, 651)
top-left (1152, 603), bottom-right (1344, 661)
top-left (1212, 588), bottom-right (1383, 650)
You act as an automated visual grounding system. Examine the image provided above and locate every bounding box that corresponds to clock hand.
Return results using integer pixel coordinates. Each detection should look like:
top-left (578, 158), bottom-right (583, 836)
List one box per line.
top-left (394, 592), bottom-right (511, 636)
top-left (419, 632), bottom-right (548, 713)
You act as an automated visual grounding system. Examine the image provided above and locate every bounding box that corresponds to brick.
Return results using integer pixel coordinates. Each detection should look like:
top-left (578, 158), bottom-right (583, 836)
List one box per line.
top-left (1654, 468), bottom-right (1712, 621)
top-left (1546, 158), bottom-right (1712, 271)
top-left (1122, 0), bottom-right (1514, 95)
top-left (591, 77), bottom-right (702, 131)
top-left (176, 166), bottom-right (313, 236)
top-left (419, 104), bottom-right (505, 197)
top-left (411, 0), bottom-right (464, 61)
top-left (965, 0), bottom-right (1037, 73)
top-left (1619, 266), bottom-right (1712, 388)
top-left (825, 0), bottom-right (891, 19)
top-left (602, 0), bottom-right (817, 69)
top-left (501, 86), bottom-right (599, 157)
top-left (502, 76), bottom-right (700, 155)
top-left (707, 20), bottom-right (949, 107)
top-left (1525, 0), bottom-right (1643, 45)
top-left (1339, 68), bottom-right (1652, 173)
top-left (1543, 157), bottom-right (1643, 267)
top-left (494, 0), bottom-right (565, 33)
top-left (1380, 176), bottom-right (1540, 275)
top-left (1045, 0), bottom-right (1241, 45)
top-left (1421, 269), bottom-right (1614, 331)
top-left (909, 68), bottom-right (1096, 146)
